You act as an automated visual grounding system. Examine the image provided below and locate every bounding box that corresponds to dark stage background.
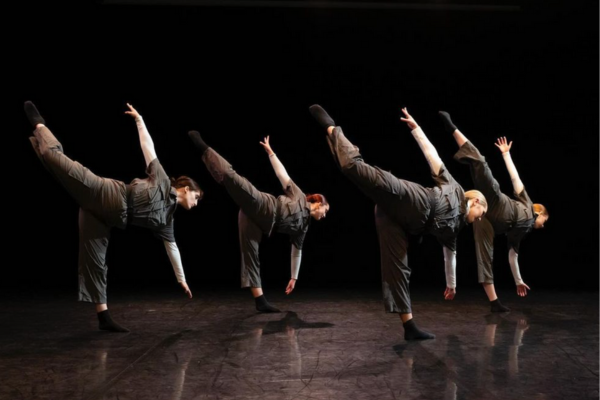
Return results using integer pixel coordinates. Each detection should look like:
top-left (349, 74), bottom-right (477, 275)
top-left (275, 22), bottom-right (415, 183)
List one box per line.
top-left (11, 0), bottom-right (598, 295)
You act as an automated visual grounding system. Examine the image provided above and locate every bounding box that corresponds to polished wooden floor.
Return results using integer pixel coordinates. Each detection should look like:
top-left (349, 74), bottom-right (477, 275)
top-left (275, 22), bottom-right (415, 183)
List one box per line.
top-left (1, 287), bottom-right (598, 400)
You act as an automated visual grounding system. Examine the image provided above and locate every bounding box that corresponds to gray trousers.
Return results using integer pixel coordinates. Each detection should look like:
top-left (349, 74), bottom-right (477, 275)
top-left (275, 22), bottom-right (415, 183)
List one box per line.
top-left (238, 210), bottom-right (262, 288)
top-left (454, 141), bottom-right (509, 284)
top-left (473, 217), bottom-right (495, 283)
top-left (202, 148), bottom-right (277, 288)
top-left (30, 126), bottom-right (127, 303)
top-left (375, 205), bottom-right (411, 313)
top-left (327, 127), bottom-right (420, 313)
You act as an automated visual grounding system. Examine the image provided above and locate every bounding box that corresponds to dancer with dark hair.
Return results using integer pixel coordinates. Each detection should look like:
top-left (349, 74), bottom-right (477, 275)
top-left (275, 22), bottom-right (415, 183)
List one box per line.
top-left (309, 105), bottom-right (487, 340)
top-left (25, 102), bottom-right (202, 332)
top-left (188, 131), bottom-right (329, 313)
top-left (440, 111), bottom-right (549, 312)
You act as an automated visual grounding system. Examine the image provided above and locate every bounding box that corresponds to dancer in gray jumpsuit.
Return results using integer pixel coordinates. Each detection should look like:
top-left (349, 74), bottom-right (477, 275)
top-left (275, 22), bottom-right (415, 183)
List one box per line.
top-left (188, 130), bottom-right (329, 313)
top-left (25, 102), bottom-right (202, 332)
top-left (439, 111), bottom-right (549, 312)
top-left (310, 105), bottom-right (488, 340)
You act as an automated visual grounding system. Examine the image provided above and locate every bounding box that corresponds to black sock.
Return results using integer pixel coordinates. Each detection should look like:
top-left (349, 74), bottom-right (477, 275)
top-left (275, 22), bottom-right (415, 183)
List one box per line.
top-left (255, 294), bottom-right (280, 313)
top-left (403, 318), bottom-right (435, 341)
top-left (97, 310), bottom-right (130, 332)
top-left (490, 299), bottom-right (511, 313)
top-left (188, 130), bottom-right (209, 154)
top-left (438, 111), bottom-right (457, 134)
top-left (309, 105), bottom-right (336, 129)
top-left (24, 101), bottom-right (45, 128)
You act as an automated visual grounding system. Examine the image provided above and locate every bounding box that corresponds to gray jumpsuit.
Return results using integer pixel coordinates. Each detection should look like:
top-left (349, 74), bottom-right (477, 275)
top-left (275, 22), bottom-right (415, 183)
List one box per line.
top-left (30, 126), bottom-right (177, 303)
top-left (454, 141), bottom-right (535, 284)
top-left (202, 148), bottom-right (311, 288)
top-left (327, 127), bottom-right (468, 313)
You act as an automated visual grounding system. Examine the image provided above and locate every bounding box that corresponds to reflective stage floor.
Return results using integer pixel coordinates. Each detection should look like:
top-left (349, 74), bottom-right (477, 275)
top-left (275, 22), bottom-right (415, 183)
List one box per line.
top-left (1, 288), bottom-right (597, 400)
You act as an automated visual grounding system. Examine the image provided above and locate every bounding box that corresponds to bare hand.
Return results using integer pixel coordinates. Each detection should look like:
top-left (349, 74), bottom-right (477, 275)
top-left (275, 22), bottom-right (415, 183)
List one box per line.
top-left (124, 103), bottom-right (141, 120)
top-left (444, 287), bottom-right (456, 300)
top-left (259, 136), bottom-right (274, 156)
top-left (494, 136), bottom-right (513, 153)
top-left (516, 283), bottom-right (530, 297)
top-left (285, 278), bottom-right (296, 295)
top-left (400, 107), bottom-right (419, 130)
top-left (180, 281), bottom-right (193, 299)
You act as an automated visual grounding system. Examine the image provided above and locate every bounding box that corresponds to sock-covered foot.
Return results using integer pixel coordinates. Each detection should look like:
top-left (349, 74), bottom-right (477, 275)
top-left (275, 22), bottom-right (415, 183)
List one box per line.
top-left (309, 104), bottom-right (336, 129)
top-left (255, 295), bottom-right (280, 313)
top-left (24, 101), bottom-right (45, 128)
top-left (97, 310), bottom-right (130, 332)
top-left (490, 299), bottom-right (511, 313)
top-left (438, 111), bottom-right (457, 134)
top-left (403, 318), bottom-right (435, 341)
top-left (188, 130), bottom-right (209, 154)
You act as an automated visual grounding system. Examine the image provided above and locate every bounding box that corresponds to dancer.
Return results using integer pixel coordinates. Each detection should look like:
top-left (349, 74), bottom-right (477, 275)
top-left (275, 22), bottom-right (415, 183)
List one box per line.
top-left (25, 101), bottom-right (202, 332)
top-left (309, 105), bottom-right (487, 340)
top-left (439, 111), bottom-right (549, 312)
top-left (188, 131), bottom-right (329, 313)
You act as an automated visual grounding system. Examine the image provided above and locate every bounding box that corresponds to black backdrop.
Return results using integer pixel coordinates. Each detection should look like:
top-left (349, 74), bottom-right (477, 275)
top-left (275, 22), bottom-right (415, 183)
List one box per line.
top-left (11, 0), bottom-right (598, 293)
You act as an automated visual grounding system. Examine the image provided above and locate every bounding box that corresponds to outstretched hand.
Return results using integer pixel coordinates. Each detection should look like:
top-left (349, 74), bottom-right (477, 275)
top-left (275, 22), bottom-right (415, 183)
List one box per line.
top-left (400, 107), bottom-right (419, 130)
top-left (180, 281), bottom-right (193, 299)
top-left (260, 136), bottom-right (275, 156)
top-left (516, 282), bottom-right (530, 297)
top-left (444, 287), bottom-right (456, 300)
top-left (124, 103), bottom-right (141, 120)
top-left (285, 279), bottom-right (296, 295)
top-left (495, 136), bottom-right (513, 153)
